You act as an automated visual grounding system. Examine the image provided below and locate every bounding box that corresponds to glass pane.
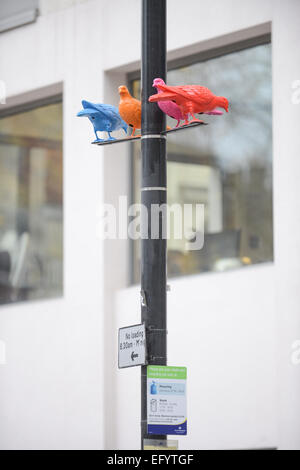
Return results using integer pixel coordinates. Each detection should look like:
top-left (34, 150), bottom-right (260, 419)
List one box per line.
top-left (0, 101), bottom-right (63, 304)
top-left (131, 42), bottom-right (273, 282)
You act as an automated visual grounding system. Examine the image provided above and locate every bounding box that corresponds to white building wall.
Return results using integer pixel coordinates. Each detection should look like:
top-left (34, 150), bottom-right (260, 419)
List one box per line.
top-left (0, 0), bottom-right (299, 450)
top-left (108, 0), bottom-right (300, 450)
top-left (0, 0), bottom-right (106, 450)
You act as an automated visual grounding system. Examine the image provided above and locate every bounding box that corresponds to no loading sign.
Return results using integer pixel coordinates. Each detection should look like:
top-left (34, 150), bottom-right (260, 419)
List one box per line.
top-left (118, 323), bottom-right (147, 369)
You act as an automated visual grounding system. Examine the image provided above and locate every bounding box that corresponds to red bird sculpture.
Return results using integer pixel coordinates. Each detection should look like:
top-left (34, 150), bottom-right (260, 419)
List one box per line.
top-left (149, 82), bottom-right (229, 126)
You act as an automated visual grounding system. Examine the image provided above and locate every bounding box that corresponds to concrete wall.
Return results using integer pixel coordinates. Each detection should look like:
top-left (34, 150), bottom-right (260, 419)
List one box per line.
top-left (0, 0), bottom-right (299, 450)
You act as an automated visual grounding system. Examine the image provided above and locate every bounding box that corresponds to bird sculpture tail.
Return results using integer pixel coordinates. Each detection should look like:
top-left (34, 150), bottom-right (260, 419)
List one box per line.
top-left (149, 92), bottom-right (177, 102)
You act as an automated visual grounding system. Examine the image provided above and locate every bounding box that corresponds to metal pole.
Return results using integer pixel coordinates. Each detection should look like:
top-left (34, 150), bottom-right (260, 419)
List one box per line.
top-left (141, 0), bottom-right (167, 450)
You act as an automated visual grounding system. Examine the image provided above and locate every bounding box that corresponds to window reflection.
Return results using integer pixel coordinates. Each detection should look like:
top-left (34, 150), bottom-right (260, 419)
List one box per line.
top-left (132, 43), bottom-right (273, 282)
top-left (0, 101), bottom-right (63, 304)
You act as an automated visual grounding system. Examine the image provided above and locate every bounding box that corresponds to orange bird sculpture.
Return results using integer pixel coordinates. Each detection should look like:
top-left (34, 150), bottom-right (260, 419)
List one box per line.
top-left (118, 85), bottom-right (141, 137)
top-left (149, 82), bottom-right (229, 126)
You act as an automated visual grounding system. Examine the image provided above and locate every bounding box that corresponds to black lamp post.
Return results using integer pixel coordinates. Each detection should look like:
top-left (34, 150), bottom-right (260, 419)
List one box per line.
top-left (140, 0), bottom-right (167, 449)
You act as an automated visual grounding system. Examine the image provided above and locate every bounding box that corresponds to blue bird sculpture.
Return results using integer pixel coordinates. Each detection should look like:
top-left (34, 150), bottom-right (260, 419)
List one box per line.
top-left (77, 100), bottom-right (128, 142)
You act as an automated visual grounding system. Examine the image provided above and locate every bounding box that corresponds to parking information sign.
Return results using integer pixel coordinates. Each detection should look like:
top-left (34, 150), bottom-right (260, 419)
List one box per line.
top-left (118, 324), bottom-right (146, 369)
top-left (147, 366), bottom-right (187, 435)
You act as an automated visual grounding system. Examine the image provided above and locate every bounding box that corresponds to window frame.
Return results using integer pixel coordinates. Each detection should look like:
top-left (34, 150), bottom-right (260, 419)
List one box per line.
top-left (128, 33), bottom-right (271, 83)
top-left (0, 0), bottom-right (39, 34)
top-left (0, 92), bottom-right (64, 305)
top-left (0, 93), bottom-right (62, 120)
top-left (128, 33), bottom-right (272, 285)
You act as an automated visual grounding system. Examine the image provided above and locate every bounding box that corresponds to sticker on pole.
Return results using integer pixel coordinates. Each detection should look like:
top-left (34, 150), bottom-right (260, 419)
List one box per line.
top-left (147, 366), bottom-right (187, 435)
top-left (118, 324), bottom-right (146, 369)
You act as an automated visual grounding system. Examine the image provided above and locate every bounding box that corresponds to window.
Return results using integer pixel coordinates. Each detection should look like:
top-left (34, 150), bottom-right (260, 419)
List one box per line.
top-left (0, 0), bottom-right (38, 33)
top-left (0, 99), bottom-right (63, 304)
top-left (131, 40), bottom-right (273, 283)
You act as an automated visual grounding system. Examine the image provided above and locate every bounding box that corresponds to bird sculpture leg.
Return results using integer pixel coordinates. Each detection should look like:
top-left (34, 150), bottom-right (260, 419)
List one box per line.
top-left (176, 105), bottom-right (189, 126)
top-left (130, 127), bottom-right (141, 137)
top-left (181, 102), bottom-right (204, 125)
top-left (107, 132), bottom-right (116, 141)
top-left (189, 113), bottom-right (204, 124)
top-left (93, 130), bottom-right (104, 142)
top-left (181, 115), bottom-right (190, 126)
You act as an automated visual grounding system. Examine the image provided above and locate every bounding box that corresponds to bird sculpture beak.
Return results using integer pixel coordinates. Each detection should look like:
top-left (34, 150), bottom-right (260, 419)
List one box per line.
top-left (77, 109), bottom-right (94, 117)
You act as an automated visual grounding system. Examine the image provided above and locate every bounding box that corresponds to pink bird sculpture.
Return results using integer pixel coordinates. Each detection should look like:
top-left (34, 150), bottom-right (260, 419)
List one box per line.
top-left (152, 78), bottom-right (223, 128)
top-left (153, 78), bottom-right (184, 127)
top-left (149, 79), bottom-right (228, 126)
